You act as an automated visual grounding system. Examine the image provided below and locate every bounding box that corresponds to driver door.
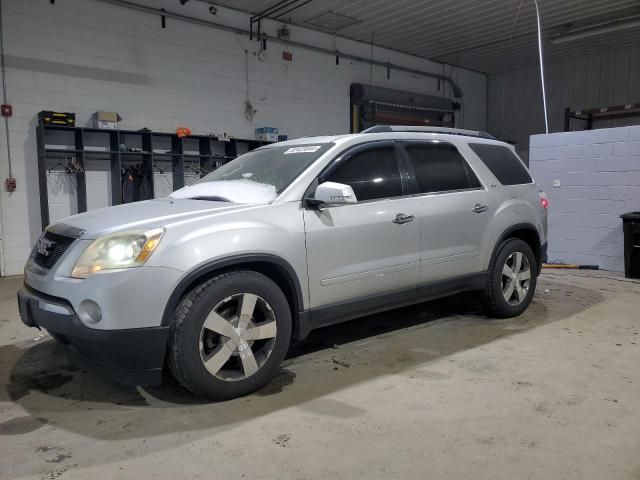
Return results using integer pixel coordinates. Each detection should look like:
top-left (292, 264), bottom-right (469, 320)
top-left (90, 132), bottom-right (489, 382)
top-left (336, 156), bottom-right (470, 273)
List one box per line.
top-left (303, 142), bottom-right (421, 320)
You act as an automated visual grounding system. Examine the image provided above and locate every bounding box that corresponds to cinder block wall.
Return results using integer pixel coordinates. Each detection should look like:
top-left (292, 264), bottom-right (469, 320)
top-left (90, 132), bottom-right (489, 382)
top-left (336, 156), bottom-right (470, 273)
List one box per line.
top-left (529, 126), bottom-right (640, 272)
top-left (0, 0), bottom-right (487, 276)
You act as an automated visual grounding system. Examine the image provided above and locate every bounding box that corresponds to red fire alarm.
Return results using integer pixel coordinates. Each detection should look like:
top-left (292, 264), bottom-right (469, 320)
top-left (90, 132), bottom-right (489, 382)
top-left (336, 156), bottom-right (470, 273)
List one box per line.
top-left (5, 177), bottom-right (16, 192)
top-left (1, 104), bottom-right (12, 117)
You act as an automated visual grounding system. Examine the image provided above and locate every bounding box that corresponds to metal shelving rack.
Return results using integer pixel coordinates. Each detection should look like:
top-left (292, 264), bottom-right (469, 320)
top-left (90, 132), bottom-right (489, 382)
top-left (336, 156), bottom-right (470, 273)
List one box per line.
top-left (35, 125), bottom-right (270, 230)
top-left (564, 103), bottom-right (640, 131)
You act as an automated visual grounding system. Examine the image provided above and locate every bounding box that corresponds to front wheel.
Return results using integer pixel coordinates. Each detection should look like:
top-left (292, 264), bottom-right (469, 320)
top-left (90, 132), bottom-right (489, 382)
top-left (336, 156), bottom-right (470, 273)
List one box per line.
top-left (168, 270), bottom-right (292, 400)
top-left (482, 238), bottom-right (537, 318)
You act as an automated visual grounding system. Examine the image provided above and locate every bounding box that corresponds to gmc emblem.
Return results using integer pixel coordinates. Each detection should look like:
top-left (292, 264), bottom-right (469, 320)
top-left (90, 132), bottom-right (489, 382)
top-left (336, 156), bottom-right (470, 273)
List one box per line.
top-left (36, 237), bottom-right (55, 257)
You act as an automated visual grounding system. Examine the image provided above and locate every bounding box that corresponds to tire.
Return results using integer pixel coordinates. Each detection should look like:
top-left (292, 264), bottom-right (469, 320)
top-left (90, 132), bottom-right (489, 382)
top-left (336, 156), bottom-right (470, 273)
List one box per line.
top-left (482, 238), bottom-right (537, 318)
top-left (168, 270), bottom-right (292, 400)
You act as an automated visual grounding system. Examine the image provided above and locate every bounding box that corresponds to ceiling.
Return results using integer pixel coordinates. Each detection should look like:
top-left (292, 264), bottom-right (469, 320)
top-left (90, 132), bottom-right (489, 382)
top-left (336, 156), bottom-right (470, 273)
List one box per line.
top-left (207, 0), bottom-right (640, 73)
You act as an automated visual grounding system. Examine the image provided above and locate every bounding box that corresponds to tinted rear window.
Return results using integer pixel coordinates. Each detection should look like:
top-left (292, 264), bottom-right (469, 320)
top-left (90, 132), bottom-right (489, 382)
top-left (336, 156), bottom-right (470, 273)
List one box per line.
top-left (405, 143), bottom-right (481, 193)
top-left (469, 144), bottom-right (532, 185)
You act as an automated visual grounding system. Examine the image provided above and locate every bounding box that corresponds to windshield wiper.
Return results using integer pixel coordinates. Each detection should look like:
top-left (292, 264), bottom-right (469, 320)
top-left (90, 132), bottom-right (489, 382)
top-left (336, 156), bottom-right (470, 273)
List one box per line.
top-left (189, 196), bottom-right (232, 202)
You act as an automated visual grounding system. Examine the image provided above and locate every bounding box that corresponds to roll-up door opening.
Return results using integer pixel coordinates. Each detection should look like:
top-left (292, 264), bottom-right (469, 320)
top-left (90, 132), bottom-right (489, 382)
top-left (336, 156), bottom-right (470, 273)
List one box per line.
top-left (350, 83), bottom-right (461, 133)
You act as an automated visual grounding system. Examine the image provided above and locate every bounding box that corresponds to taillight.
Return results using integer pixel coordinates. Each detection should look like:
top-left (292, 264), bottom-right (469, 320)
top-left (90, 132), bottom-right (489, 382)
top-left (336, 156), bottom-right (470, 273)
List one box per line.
top-left (539, 191), bottom-right (549, 210)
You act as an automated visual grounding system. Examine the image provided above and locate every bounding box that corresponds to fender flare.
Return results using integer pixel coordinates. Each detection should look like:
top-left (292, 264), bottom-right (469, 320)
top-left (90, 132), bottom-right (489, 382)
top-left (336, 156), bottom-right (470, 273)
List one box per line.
top-left (489, 223), bottom-right (542, 272)
top-left (160, 254), bottom-right (305, 327)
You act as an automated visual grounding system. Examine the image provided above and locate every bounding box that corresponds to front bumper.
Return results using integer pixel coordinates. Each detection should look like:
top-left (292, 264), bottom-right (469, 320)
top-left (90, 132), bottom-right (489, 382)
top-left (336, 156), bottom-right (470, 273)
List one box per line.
top-left (17, 285), bottom-right (169, 385)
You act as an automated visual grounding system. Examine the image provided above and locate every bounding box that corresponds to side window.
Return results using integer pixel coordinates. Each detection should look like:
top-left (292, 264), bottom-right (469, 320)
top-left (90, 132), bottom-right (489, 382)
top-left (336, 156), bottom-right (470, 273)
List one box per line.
top-left (469, 143), bottom-right (532, 185)
top-left (325, 146), bottom-right (402, 201)
top-left (405, 143), bottom-right (480, 194)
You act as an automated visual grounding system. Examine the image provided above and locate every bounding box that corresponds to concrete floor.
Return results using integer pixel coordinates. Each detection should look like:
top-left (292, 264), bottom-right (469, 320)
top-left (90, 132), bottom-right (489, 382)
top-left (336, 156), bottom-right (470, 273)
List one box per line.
top-left (1, 271), bottom-right (639, 480)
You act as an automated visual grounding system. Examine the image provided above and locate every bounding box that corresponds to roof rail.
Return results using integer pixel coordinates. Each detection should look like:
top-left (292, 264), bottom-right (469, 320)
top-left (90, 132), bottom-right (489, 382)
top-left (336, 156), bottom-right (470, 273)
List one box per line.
top-left (361, 125), bottom-right (496, 140)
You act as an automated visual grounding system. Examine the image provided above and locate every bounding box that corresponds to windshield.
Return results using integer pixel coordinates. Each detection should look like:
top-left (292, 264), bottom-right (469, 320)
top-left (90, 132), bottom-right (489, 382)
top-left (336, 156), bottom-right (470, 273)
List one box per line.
top-left (170, 143), bottom-right (333, 204)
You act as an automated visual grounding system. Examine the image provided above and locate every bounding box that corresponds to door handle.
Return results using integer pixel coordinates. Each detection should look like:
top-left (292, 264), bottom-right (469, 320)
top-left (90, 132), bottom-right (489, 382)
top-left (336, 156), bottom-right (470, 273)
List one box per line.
top-left (472, 204), bottom-right (488, 214)
top-left (393, 213), bottom-right (414, 225)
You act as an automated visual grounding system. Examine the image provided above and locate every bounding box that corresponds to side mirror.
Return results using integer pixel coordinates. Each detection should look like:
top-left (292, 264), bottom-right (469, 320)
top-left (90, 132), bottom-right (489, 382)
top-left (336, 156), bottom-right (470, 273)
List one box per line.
top-left (307, 181), bottom-right (358, 207)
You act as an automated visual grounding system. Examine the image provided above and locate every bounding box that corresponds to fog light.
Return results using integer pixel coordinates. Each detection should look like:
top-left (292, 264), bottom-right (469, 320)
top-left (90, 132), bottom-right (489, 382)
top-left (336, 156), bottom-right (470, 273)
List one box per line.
top-left (78, 300), bottom-right (102, 324)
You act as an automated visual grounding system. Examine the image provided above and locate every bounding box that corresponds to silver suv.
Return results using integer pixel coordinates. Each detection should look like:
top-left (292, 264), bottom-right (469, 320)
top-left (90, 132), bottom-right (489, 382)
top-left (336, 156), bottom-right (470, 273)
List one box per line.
top-left (18, 126), bottom-right (548, 400)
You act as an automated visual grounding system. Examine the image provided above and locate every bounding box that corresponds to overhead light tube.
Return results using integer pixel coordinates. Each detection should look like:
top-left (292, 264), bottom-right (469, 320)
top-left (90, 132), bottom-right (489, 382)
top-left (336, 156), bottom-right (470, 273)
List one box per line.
top-left (533, 0), bottom-right (549, 134)
top-left (551, 17), bottom-right (640, 44)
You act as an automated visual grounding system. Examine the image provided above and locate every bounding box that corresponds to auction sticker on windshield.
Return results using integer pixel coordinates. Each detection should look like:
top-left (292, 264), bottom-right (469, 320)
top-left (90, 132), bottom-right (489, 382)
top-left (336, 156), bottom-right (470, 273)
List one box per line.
top-left (284, 146), bottom-right (322, 154)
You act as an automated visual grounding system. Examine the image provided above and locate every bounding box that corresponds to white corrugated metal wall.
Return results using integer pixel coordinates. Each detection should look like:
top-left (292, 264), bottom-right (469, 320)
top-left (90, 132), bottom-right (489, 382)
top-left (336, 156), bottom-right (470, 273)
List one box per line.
top-left (488, 45), bottom-right (640, 159)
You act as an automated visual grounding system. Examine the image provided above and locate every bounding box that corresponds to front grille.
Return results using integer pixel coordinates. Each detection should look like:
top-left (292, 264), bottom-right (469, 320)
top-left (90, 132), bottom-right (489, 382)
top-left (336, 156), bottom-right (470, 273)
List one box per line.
top-left (33, 231), bottom-right (76, 270)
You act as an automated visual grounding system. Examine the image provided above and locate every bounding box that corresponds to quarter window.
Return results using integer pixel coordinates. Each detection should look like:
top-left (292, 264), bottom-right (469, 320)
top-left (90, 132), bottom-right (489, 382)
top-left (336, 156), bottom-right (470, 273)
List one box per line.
top-left (405, 143), bottom-right (481, 193)
top-left (324, 146), bottom-right (402, 201)
top-left (469, 144), bottom-right (532, 185)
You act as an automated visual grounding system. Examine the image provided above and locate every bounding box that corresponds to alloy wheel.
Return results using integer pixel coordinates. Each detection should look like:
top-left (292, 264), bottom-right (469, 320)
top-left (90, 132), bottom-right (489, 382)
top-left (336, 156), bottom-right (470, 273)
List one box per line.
top-left (501, 251), bottom-right (531, 306)
top-left (199, 293), bottom-right (277, 381)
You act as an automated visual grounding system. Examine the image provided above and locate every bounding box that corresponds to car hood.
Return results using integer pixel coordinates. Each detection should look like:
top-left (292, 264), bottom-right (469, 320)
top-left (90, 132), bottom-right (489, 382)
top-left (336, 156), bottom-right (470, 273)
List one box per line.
top-left (56, 198), bottom-right (260, 239)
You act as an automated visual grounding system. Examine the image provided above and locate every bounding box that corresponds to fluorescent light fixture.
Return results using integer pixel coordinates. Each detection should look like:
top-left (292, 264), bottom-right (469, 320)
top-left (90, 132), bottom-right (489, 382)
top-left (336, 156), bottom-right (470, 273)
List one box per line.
top-left (551, 17), bottom-right (640, 44)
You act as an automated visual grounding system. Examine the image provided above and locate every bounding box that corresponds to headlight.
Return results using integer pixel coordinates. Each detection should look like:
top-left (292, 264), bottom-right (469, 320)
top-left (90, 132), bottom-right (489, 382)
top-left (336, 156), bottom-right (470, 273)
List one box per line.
top-left (71, 228), bottom-right (164, 278)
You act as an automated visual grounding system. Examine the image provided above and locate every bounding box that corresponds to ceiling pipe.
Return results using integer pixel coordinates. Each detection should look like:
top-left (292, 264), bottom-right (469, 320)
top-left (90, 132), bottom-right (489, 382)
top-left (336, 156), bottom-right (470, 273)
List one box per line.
top-left (95, 0), bottom-right (464, 97)
top-left (0, 0), bottom-right (13, 179)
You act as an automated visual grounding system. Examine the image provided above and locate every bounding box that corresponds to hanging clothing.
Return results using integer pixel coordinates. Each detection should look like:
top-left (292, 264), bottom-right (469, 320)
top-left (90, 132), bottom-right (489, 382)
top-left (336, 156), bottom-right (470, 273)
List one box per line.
top-left (121, 165), bottom-right (153, 203)
top-left (122, 168), bottom-right (136, 203)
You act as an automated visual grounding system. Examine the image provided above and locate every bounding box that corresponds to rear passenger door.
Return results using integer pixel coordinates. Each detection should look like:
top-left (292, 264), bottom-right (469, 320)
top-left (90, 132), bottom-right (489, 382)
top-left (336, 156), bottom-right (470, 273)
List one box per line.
top-left (400, 141), bottom-right (495, 284)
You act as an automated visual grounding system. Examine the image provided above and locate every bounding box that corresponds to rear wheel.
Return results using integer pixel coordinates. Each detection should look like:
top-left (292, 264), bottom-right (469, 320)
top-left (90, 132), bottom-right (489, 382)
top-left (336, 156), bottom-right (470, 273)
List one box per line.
top-left (482, 238), bottom-right (537, 318)
top-left (168, 270), bottom-right (291, 400)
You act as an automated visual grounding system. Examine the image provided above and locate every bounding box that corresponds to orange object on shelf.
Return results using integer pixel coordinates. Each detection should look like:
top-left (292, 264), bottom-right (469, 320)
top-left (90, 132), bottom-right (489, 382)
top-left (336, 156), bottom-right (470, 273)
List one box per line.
top-left (176, 127), bottom-right (192, 138)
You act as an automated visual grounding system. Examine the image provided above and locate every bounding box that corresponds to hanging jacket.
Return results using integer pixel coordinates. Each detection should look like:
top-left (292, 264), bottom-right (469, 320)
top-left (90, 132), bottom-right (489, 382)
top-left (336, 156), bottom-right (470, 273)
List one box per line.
top-left (122, 168), bottom-right (136, 203)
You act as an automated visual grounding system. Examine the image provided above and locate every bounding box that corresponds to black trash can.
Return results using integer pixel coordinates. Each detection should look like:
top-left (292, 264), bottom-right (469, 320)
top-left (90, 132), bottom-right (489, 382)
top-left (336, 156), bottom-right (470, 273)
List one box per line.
top-left (621, 212), bottom-right (640, 279)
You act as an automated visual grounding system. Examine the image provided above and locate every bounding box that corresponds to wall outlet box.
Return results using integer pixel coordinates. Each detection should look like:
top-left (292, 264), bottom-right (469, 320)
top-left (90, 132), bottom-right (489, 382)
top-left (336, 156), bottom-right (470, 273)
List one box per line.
top-left (282, 51), bottom-right (293, 61)
top-left (553, 179), bottom-right (561, 187)
top-left (5, 177), bottom-right (16, 192)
